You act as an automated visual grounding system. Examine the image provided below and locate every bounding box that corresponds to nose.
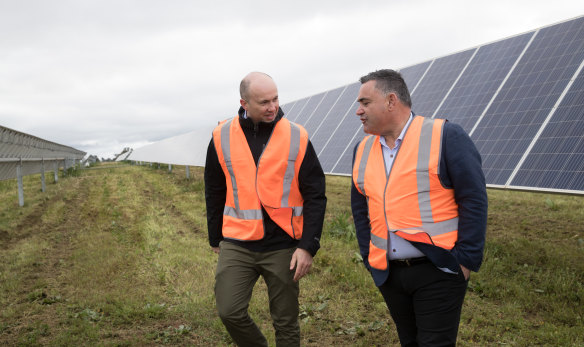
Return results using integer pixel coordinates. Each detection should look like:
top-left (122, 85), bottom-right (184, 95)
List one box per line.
top-left (356, 106), bottom-right (364, 115)
top-left (268, 101), bottom-right (277, 112)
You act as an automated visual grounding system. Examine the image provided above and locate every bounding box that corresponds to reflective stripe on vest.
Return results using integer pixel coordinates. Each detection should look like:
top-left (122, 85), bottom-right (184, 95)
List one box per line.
top-left (355, 135), bottom-right (375, 197)
top-left (213, 117), bottom-right (307, 241)
top-left (352, 116), bottom-right (459, 271)
top-left (219, 118), bottom-right (255, 216)
top-left (281, 122), bottom-right (301, 208)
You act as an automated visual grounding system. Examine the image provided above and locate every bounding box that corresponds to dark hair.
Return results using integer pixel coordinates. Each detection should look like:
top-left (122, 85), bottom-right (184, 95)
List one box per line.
top-left (239, 78), bottom-right (251, 100)
top-left (359, 69), bottom-right (412, 108)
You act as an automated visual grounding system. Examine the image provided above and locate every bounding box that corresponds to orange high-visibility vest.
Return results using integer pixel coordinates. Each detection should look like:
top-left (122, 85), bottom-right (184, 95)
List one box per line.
top-left (352, 116), bottom-right (459, 271)
top-left (212, 117), bottom-right (308, 241)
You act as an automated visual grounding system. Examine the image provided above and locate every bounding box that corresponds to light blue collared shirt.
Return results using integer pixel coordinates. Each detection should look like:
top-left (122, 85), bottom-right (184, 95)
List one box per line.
top-left (380, 113), bottom-right (426, 260)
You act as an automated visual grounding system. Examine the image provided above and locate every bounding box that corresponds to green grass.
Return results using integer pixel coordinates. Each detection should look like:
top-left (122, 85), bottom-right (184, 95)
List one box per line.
top-left (0, 163), bottom-right (582, 346)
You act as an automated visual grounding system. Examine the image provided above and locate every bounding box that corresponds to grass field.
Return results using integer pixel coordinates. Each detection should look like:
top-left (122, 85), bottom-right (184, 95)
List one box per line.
top-left (1, 163), bottom-right (583, 346)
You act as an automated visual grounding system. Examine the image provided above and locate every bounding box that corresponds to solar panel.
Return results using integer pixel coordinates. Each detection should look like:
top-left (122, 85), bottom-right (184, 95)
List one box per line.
top-left (471, 16), bottom-right (584, 186)
top-left (314, 83), bottom-right (362, 173)
top-left (399, 61), bottom-right (432, 94)
top-left (285, 96), bottom-right (310, 122)
top-left (310, 84), bottom-right (359, 155)
top-left (330, 125), bottom-right (362, 175)
top-left (292, 92), bottom-right (327, 126)
top-left (302, 86), bottom-right (346, 136)
top-left (509, 66), bottom-right (584, 191)
top-left (433, 32), bottom-right (534, 133)
top-left (126, 17), bottom-right (583, 194)
top-left (277, 15), bottom-right (584, 194)
top-left (280, 100), bottom-right (297, 115)
top-left (410, 48), bottom-right (476, 117)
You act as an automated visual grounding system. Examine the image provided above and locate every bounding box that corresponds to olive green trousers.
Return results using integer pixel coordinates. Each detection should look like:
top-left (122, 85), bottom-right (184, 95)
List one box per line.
top-left (214, 241), bottom-right (300, 347)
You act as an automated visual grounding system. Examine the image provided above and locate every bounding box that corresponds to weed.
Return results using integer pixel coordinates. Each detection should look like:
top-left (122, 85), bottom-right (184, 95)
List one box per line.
top-left (327, 211), bottom-right (356, 240)
top-left (74, 308), bottom-right (102, 322)
top-left (544, 197), bottom-right (560, 211)
top-left (147, 324), bottom-right (193, 344)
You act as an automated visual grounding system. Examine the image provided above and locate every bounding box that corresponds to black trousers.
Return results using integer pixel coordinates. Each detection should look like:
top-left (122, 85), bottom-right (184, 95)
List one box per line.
top-left (378, 261), bottom-right (468, 347)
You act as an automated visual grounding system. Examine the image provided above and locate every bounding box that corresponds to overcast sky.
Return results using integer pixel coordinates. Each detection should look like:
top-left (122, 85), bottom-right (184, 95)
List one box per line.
top-left (1, 0), bottom-right (583, 159)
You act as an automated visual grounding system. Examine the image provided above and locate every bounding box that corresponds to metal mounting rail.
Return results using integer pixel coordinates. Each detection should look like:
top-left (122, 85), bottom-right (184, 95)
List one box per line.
top-left (1, 125), bottom-right (86, 206)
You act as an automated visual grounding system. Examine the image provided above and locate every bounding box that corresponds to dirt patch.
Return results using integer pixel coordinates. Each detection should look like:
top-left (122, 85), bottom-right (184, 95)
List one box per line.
top-left (0, 229), bottom-right (9, 242)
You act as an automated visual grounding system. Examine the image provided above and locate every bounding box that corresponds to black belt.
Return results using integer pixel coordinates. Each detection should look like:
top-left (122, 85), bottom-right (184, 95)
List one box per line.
top-left (389, 257), bottom-right (430, 267)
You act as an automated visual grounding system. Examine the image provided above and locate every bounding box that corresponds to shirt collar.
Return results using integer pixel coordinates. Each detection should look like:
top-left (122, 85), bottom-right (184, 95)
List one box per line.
top-left (379, 112), bottom-right (414, 149)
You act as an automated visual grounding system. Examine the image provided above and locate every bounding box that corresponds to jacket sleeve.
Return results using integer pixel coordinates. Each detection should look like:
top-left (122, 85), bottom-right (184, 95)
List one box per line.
top-left (441, 122), bottom-right (488, 272)
top-left (297, 141), bottom-right (327, 257)
top-left (204, 138), bottom-right (226, 248)
top-left (351, 143), bottom-right (372, 271)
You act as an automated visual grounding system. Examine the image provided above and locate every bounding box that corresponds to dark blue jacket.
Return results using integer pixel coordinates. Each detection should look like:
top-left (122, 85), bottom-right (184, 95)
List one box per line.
top-left (351, 119), bottom-right (488, 286)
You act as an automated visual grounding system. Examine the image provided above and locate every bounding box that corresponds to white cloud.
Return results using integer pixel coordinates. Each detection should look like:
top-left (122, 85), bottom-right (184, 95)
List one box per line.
top-left (0, 0), bottom-right (582, 158)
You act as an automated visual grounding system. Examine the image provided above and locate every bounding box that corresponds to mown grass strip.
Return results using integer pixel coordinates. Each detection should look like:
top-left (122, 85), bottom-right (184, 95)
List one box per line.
top-left (0, 163), bottom-right (582, 346)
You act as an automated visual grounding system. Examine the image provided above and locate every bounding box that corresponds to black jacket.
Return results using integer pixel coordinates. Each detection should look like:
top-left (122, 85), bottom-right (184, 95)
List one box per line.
top-left (205, 106), bottom-right (327, 256)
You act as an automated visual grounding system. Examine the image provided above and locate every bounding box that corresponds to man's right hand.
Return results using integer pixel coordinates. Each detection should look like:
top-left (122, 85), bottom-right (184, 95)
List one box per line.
top-left (212, 247), bottom-right (220, 254)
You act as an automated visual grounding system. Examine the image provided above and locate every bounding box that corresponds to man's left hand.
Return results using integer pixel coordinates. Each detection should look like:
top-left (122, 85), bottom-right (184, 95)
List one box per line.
top-left (460, 264), bottom-right (470, 280)
top-left (290, 248), bottom-right (313, 282)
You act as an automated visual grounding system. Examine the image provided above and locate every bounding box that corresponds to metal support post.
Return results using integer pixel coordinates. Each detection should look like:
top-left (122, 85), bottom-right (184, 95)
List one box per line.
top-left (186, 166), bottom-right (190, 179)
top-left (54, 161), bottom-right (59, 183)
top-left (41, 159), bottom-right (46, 192)
top-left (17, 159), bottom-right (24, 206)
top-left (168, 164), bottom-right (172, 172)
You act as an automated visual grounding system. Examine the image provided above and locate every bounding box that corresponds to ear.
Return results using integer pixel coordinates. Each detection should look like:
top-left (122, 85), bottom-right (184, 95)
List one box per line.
top-left (240, 99), bottom-right (248, 110)
top-left (386, 93), bottom-right (397, 110)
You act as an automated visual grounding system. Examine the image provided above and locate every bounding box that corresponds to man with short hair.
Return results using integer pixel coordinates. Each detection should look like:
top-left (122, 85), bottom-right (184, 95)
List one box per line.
top-left (351, 69), bottom-right (487, 346)
top-left (205, 72), bottom-right (326, 347)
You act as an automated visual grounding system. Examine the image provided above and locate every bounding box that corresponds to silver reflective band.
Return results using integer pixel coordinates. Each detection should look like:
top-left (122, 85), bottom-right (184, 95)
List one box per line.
top-left (281, 122), bottom-right (301, 207)
top-left (356, 136), bottom-right (375, 196)
top-left (391, 217), bottom-right (459, 237)
top-left (371, 232), bottom-right (388, 251)
top-left (223, 206), bottom-right (263, 220)
top-left (292, 206), bottom-right (303, 217)
top-left (416, 118), bottom-right (435, 223)
top-left (220, 119), bottom-right (241, 211)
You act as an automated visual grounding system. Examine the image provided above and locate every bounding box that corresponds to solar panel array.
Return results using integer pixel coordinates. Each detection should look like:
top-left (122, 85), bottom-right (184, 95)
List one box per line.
top-left (281, 16), bottom-right (584, 195)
